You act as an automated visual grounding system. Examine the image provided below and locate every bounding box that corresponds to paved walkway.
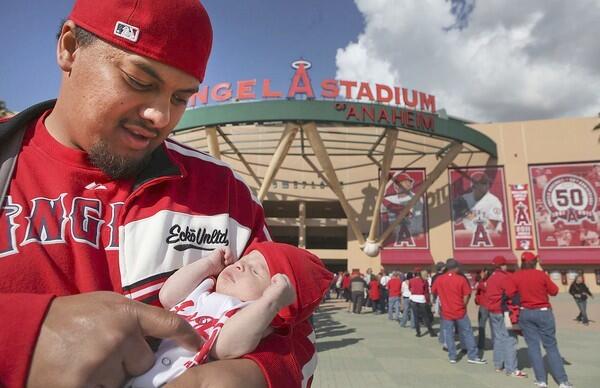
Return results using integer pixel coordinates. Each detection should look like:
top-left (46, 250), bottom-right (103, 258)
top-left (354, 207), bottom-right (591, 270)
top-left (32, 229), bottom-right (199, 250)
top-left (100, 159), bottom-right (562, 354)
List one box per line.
top-left (312, 295), bottom-right (600, 388)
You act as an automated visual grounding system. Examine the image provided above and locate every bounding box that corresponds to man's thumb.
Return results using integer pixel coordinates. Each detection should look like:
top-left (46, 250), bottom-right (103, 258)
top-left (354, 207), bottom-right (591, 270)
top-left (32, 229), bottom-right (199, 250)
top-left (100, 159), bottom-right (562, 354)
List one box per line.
top-left (134, 301), bottom-right (203, 351)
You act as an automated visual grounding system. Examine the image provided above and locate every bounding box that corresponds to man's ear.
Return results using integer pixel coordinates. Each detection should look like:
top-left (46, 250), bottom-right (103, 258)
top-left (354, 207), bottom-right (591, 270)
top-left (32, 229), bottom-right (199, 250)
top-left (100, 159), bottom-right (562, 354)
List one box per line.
top-left (56, 20), bottom-right (79, 72)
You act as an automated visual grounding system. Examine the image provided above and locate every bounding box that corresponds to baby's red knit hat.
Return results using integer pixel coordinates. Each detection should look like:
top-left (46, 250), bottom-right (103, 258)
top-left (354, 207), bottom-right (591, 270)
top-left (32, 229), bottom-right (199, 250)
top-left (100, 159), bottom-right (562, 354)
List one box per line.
top-left (246, 241), bottom-right (333, 328)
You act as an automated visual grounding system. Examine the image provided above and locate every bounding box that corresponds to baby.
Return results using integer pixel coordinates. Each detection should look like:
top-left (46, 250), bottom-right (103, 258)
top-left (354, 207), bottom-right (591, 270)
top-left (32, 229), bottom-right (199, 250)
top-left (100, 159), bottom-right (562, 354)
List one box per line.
top-left (129, 241), bottom-right (332, 387)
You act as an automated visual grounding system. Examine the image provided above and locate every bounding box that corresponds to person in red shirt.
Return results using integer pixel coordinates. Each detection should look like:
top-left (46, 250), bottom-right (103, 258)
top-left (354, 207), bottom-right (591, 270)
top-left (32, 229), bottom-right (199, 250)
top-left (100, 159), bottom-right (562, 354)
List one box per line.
top-left (0, 1), bottom-right (317, 387)
top-left (505, 252), bottom-right (572, 388)
top-left (485, 256), bottom-right (527, 378)
top-left (342, 271), bottom-right (351, 302)
top-left (369, 275), bottom-right (382, 314)
top-left (387, 272), bottom-right (402, 320)
top-left (432, 259), bottom-right (487, 365)
top-left (408, 267), bottom-right (434, 337)
top-left (474, 268), bottom-right (492, 351)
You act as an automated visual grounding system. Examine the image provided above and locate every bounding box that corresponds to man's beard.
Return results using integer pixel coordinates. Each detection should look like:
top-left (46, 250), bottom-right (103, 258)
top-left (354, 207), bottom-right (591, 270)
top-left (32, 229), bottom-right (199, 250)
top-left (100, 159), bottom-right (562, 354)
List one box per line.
top-left (88, 140), bottom-right (152, 179)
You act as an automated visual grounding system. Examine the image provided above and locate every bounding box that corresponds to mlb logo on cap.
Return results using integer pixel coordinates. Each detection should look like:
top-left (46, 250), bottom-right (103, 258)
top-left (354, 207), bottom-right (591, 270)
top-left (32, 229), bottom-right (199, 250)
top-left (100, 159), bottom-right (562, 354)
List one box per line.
top-left (114, 21), bottom-right (140, 42)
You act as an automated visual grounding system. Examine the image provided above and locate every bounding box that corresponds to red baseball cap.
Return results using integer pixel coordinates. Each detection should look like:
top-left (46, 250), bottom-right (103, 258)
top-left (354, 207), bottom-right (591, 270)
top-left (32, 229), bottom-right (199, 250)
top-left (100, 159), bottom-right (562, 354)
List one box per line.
top-left (246, 241), bottom-right (333, 328)
top-left (393, 172), bottom-right (414, 184)
top-left (492, 255), bottom-right (507, 266)
top-left (68, 0), bottom-right (213, 81)
top-left (521, 251), bottom-right (538, 262)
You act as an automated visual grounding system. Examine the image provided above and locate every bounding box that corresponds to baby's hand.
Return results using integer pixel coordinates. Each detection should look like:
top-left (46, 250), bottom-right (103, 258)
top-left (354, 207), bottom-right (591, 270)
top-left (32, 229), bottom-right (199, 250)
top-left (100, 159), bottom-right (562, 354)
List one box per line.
top-left (262, 274), bottom-right (296, 309)
top-left (206, 246), bottom-right (233, 275)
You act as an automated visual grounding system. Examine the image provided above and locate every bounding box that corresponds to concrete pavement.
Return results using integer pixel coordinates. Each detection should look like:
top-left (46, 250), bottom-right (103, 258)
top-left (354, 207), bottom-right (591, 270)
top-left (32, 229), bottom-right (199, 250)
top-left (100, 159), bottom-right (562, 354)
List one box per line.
top-left (312, 294), bottom-right (600, 388)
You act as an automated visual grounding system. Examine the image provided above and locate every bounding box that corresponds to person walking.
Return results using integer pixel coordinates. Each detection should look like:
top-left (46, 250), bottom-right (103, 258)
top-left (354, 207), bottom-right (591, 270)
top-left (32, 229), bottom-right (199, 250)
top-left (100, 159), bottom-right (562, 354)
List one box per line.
top-left (431, 261), bottom-right (447, 349)
top-left (335, 271), bottom-right (344, 299)
top-left (505, 252), bottom-right (573, 388)
top-left (485, 256), bottom-right (527, 378)
top-left (369, 275), bottom-right (382, 314)
top-left (409, 268), bottom-right (435, 337)
top-left (569, 275), bottom-right (593, 325)
top-left (342, 271), bottom-right (351, 302)
top-left (475, 268), bottom-right (492, 351)
top-left (387, 272), bottom-right (402, 320)
top-left (380, 269), bottom-right (391, 313)
top-left (349, 270), bottom-right (367, 314)
top-left (363, 268), bottom-right (373, 308)
top-left (432, 259), bottom-right (487, 365)
top-left (400, 272), bottom-right (415, 328)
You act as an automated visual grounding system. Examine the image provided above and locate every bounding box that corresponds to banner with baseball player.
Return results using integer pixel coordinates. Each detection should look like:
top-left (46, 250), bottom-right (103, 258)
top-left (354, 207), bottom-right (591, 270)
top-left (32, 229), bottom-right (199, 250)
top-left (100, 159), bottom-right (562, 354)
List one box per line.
top-left (380, 169), bottom-right (429, 249)
top-left (449, 167), bottom-right (511, 249)
top-left (529, 162), bottom-right (600, 249)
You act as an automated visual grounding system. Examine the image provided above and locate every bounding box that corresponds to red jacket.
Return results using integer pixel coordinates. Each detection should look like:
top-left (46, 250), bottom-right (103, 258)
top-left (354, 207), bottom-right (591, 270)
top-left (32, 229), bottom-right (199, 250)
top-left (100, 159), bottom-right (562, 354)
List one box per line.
top-left (485, 269), bottom-right (510, 314)
top-left (505, 269), bottom-right (558, 309)
top-left (0, 103), bottom-right (313, 388)
top-left (387, 277), bottom-right (402, 297)
top-left (342, 274), bottom-right (351, 290)
top-left (408, 277), bottom-right (430, 303)
top-left (431, 272), bottom-right (471, 320)
top-left (369, 280), bottom-right (381, 300)
top-left (475, 279), bottom-right (489, 308)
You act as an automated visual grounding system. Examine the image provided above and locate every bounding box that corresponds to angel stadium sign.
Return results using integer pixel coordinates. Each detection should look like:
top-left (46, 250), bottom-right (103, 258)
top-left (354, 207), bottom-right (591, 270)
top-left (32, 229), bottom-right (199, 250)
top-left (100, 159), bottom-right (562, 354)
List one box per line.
top-left (187, 60), bottom-right (437, 115)
top-left (177, 60), bottom-right (498, 157)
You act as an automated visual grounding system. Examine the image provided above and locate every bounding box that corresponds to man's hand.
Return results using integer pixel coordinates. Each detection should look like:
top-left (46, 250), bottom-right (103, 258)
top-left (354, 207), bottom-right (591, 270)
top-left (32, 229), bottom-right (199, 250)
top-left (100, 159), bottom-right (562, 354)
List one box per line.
top-left (27, 291), bottom-right (203, 388)
top-left (262, 274), bottom-right (296, 310)
top-left (166, 359), bottom-right (267, 388)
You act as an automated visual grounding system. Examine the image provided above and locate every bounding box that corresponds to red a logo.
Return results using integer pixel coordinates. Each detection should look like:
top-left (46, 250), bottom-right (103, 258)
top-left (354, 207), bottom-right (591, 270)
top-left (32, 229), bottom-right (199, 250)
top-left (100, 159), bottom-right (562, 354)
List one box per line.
top-left (395, 222), bottom-right (416, 247)
top-left (471, 222), bottom-right (492, 247)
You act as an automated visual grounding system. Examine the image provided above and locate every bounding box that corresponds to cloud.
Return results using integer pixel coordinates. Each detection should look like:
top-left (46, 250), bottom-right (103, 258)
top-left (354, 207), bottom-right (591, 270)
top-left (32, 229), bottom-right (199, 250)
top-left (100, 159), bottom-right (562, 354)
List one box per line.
top-left (336, 0), bottom-right (600, 122)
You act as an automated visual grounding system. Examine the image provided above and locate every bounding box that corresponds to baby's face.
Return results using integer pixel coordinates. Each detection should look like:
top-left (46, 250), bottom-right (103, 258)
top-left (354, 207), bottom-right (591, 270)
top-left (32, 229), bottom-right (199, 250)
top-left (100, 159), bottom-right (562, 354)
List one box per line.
top-left (215, 250), bottom-right (271, 301)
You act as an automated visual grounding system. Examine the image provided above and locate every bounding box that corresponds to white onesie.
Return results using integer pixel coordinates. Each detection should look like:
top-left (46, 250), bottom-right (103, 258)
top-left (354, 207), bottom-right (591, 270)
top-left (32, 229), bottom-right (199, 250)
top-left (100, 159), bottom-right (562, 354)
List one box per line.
top-left (128, 278), bottom-right (249, 387)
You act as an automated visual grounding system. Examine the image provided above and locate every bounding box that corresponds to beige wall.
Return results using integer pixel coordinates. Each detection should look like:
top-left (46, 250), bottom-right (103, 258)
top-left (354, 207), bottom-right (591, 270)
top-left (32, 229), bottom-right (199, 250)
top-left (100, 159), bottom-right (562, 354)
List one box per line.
top-left (173, 116), bottom-right (600, 292)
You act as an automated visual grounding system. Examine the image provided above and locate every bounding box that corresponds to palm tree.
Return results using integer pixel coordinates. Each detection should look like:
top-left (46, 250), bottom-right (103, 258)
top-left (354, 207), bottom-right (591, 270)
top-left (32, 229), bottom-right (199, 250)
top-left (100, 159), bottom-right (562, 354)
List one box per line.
top-left (595, 113), bottom-right (600, 141)
top-left (0, 100), bottom-right (15, 118)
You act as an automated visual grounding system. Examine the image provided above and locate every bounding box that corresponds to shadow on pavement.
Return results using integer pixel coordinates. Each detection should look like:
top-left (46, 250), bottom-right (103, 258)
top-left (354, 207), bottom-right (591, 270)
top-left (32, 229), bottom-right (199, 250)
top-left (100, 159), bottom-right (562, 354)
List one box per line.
top-left (313, 300), bottom-right (364, 352)
top-left (316, 338), bottom-right (364, 352)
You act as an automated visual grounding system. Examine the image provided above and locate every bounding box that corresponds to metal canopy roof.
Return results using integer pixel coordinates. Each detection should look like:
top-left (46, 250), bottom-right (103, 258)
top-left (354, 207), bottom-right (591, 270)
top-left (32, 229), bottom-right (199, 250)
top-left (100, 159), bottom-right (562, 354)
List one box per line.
top-left (175, 100), bottom-right (497, 158)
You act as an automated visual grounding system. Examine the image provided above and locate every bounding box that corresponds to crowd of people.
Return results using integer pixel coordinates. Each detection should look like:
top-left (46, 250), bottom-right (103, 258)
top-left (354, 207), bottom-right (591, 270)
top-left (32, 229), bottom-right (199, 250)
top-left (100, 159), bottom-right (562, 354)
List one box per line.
top-left (329, 252), bottom-right (592, 388)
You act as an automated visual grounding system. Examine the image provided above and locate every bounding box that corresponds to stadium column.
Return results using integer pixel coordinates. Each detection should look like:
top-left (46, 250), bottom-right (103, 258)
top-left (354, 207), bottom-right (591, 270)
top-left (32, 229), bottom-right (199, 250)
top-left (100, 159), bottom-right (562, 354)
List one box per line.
top-left (302, 121), bottom-right (366, 246)
top-left (366, 128), bottom-right (398, 245)
top-left (298, 201), bottom-right (306, 248)
top-left (205, 126), bottom-right (221, 159)
top-left (378, 141), bottom-right (463, 245)
top-left (258, 122), bottom-right (299, 201)
top-left (216, 126), bottom-right (262, 187)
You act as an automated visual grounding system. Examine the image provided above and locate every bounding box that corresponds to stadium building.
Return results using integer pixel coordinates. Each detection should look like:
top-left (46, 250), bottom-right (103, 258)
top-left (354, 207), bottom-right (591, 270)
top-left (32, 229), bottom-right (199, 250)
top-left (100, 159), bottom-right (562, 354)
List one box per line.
top-left (172, 61), bottom-right (600, 292)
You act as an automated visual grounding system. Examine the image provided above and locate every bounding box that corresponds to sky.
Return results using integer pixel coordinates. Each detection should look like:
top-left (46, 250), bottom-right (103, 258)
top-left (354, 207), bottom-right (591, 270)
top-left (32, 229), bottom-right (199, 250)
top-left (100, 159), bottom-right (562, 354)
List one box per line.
top-left (1, 0), bottom-right (599, 122)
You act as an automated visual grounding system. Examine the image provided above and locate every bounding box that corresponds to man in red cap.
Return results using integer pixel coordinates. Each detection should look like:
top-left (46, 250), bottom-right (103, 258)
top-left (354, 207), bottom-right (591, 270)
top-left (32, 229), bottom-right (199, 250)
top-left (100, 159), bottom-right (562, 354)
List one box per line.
top-left (408, 267), bottom-right (434, 337)
top-left (386, 271), bottom-right (402, 320)
top-left (0, 1), bottom-right (316, 387)
top-left (505, 252), bottom-right (573, 388)
top-left (381, 171), bottom-right (424, 244)
top-left (432, 258), bottom-right (487, 365)
top-left (485, 256), bottom-right (527, 378)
